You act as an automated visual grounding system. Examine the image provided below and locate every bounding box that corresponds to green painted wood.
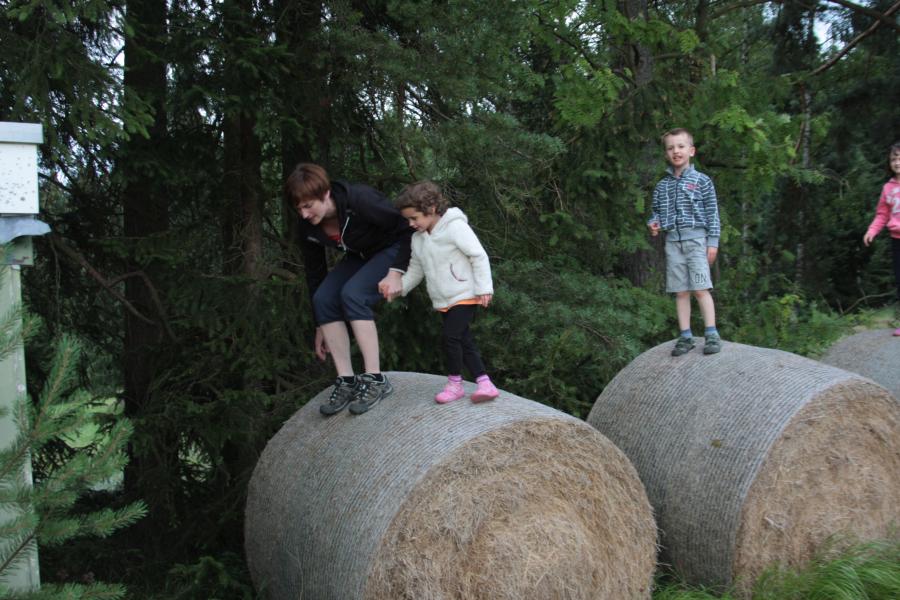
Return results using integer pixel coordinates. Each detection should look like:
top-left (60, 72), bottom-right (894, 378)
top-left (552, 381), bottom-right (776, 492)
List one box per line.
top-left (0, 264), bottom-right (40, 591)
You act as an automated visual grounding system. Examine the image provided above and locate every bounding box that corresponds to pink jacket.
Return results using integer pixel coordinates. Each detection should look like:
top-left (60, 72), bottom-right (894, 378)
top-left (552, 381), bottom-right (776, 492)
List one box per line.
top-left (866, 179), bottom-right (900, 240)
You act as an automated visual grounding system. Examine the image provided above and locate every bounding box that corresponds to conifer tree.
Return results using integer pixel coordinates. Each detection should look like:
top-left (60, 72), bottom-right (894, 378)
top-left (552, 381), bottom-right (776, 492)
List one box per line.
top-left (0, 270), bottom-right (146, 599)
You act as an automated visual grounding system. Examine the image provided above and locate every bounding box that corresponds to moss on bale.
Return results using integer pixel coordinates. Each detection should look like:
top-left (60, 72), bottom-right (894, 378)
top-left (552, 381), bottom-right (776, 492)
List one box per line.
top-left (246, 371), bottom-right (657, 600)
top-left (586, 341), bottom-right (900, 594)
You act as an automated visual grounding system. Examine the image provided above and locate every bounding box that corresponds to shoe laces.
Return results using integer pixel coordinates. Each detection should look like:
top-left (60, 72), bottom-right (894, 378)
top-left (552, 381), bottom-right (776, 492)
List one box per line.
top-left (354, 378), bottom-right (375, 402)
top-left (327, 380), bottom-right (353, 406)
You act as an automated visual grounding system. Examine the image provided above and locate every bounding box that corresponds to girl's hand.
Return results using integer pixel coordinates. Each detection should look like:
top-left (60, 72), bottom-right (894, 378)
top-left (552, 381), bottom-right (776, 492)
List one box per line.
top-left (314, 327), bottom-right (329, 361)
top-left (863, 232), bottom-right (875, 247)
top-left (378, 271), bottom-right (403, 300)
top-left (478, 294), bottom-right (493, 307)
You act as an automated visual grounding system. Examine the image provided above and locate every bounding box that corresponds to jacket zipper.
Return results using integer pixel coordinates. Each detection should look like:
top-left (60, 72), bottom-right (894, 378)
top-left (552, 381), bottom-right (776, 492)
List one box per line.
top-left (338, 214), bottom-right (351, 253)
top-left (674, 174), bottom-right (682, 241)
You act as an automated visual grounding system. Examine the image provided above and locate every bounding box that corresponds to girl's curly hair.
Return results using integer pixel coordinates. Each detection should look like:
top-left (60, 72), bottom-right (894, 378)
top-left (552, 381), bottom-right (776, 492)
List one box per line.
top-left (395, 181), bottom-right (450, 215)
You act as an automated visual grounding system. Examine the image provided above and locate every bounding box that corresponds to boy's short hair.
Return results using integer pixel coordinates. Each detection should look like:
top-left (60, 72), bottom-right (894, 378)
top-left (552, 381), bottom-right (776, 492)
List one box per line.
top-left (285, 163), bottom-right (331, 206)
top-left (395, 181), bottom-right (450, 215)
top-left (662, 128), bottom-right (694, 146)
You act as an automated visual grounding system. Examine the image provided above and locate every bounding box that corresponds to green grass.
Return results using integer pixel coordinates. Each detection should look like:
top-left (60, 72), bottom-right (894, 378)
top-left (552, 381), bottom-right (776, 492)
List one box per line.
top-left (653, 539), bottom-right (900, 600)
top-left (849, 305), bottom-right (898, 332)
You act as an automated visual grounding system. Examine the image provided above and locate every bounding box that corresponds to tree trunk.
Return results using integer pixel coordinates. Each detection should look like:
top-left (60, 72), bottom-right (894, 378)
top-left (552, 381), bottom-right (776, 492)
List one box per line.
top-left (222, 0), bottom-right (265, 280)
top-left (121, 0), bottom-right (173, 551)
top-left (616, 0), bottom-right (662, 287)
top-left (276, 0), bottom-right (329, 263)
top-left (795, 84), bottom-right (813, 284)
top-left (618, 0), bottom-right (653, 86)
top-left (277, 0), bottom-right (329, 176)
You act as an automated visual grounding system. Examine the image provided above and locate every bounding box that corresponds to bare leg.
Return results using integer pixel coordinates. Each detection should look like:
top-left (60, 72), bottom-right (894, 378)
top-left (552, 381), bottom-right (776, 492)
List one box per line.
top-left (350, 320), bottom-right (380, 374)
top-left (693, 289), bottom-right (716, 328)
top-left (320, 321), bottom-right (354, 377)
top-left (675, 292), bottom-right (692, 332)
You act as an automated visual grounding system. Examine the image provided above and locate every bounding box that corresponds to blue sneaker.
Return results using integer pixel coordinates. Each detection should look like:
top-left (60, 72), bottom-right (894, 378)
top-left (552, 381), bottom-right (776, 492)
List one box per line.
top-left (703, 333), bottom-right (722, 355)
top-left (671, 336), bottom-right (695, 357)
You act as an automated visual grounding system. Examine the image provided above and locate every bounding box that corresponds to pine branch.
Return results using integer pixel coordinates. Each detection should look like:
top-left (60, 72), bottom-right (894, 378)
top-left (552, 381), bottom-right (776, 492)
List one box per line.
top-left (0, 305), bottom-right (23, 365)
top-left (47, 235), bottom-right (177, 342)
top-left (0, 532), bottom-right (36, 582)
top-left (0, 408), bottom-right (33, 485)
top-left (0, 440), bottom-right (31, 489)
top-left (823, 0), bottom-right (900, 33)
top-left (1, 330), bottom-right (145, 592)
top-left (6, 582), bottom-right (127, 600)
top-left (0, 514), bottom-right (38, 545)
top-left (0, 482), bottom-right (32, 509)
top-left (811, 0), bottom-right (900, 75)
top-left (70, 503), bottom-right (148, 540)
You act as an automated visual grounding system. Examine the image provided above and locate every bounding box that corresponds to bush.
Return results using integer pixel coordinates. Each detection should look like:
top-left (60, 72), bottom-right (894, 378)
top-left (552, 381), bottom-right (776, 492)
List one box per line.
top-left (476, 258), bottom-right (672, 417)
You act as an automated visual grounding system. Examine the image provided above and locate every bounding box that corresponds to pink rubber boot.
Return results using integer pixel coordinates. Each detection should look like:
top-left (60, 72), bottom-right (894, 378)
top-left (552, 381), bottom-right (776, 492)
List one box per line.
top-left (471, 374), bottom-right (499, 403)
top-left (435, 375), bottom-right (465, 404)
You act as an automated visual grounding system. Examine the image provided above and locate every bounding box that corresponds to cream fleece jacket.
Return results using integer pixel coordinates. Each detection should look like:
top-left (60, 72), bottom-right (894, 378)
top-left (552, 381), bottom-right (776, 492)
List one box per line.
top-left (401, 207), bottom-right (493, 309)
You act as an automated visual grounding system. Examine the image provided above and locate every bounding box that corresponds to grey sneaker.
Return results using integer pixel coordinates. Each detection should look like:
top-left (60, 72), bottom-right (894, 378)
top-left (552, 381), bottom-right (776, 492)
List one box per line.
top-left (348, 373), bottom-right (393, 415)
top-left (671, 336), bottom-right (695, 356)
top-left (320, 377), bottom-right (357, 416)
top-left (703, 333), bottom-right (722, 355)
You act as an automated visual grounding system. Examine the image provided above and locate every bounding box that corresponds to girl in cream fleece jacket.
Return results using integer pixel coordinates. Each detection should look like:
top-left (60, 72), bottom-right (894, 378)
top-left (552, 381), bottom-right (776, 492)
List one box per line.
top-left (389, 181), bottom-right (499, 404)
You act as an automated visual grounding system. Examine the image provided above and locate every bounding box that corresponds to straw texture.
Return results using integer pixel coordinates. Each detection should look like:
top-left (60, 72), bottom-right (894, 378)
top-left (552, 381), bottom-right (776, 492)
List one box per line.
top-left (245, 371), bottom-right (656, 600)
top-left (821, 329), bottom-right (900, 400)
top-left (586, 341), bottom-right (900, 591)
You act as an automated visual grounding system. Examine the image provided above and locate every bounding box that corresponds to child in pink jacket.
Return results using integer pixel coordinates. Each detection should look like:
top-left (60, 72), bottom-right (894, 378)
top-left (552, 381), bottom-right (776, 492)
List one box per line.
top-left (863, 141), bottom-right (900, 336)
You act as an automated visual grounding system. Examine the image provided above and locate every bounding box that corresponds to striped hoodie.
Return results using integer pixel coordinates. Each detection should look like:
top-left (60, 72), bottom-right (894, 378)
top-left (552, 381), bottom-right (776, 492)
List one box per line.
top-left (649, 165), bottom-right (721, 248)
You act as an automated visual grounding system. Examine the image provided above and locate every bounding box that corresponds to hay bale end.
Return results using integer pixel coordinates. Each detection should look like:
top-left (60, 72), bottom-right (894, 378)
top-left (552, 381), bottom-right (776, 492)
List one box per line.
top-left (586, 341), bottom-right (900, 592)
top-left (246, 371), bottom-right (657, 600)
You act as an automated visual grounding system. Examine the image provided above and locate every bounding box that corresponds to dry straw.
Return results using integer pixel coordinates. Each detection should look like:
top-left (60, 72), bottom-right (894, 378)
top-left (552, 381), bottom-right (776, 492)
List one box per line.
top-left (245, 371), bottom-right (656, 600)
top-left (821, 328), bottom-right (900, 400)
top-left (586, 341), bottom-right (900, 593)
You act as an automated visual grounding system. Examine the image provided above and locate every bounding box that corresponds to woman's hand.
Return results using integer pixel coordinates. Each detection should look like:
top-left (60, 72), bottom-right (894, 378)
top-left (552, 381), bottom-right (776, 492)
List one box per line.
top-left (378, 270), bottom-right (403, 301)
top-left (478, 294), bottom-right (493, 307)
top-left (314, 327), bottom-right (329, 361)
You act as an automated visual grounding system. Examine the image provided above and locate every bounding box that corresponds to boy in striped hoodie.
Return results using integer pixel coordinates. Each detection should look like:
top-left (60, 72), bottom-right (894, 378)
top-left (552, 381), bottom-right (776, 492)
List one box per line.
top-left (648, 128), bottom-right (722, 356)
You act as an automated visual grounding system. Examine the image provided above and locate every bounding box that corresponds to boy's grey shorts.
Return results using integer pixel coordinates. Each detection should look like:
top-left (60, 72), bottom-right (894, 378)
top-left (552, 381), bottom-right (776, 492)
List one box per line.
top-left (665, 238), bottom-right (712, 293)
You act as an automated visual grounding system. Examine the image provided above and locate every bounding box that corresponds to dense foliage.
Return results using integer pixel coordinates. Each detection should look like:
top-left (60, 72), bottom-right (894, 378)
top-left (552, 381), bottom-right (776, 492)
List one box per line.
top-left (1, 0), bottom-right (898, 596)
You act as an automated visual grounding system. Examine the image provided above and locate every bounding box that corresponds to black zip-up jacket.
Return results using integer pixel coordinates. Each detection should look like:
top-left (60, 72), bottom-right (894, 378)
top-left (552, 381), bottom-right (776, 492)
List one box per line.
top-left (298, 180), bottom-right (413, 302)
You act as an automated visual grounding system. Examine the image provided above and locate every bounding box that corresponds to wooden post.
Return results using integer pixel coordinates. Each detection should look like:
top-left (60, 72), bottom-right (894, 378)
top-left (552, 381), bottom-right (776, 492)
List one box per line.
top-left (0, 121), bottom-right (45, 592)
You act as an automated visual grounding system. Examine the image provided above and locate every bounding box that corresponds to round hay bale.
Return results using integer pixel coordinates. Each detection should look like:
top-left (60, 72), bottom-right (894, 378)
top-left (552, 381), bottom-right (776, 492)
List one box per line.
top-left (246, 371), bottom-right (656, 600)
top-left (821, 329), bottom-right (900, 400)
top-left (585, 341), bottom-right (900, 592)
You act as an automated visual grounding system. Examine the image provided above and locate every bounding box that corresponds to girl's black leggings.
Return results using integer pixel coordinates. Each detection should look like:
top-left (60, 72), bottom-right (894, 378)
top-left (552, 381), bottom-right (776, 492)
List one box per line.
top-left (441, 304), bottom-right (486, 378)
